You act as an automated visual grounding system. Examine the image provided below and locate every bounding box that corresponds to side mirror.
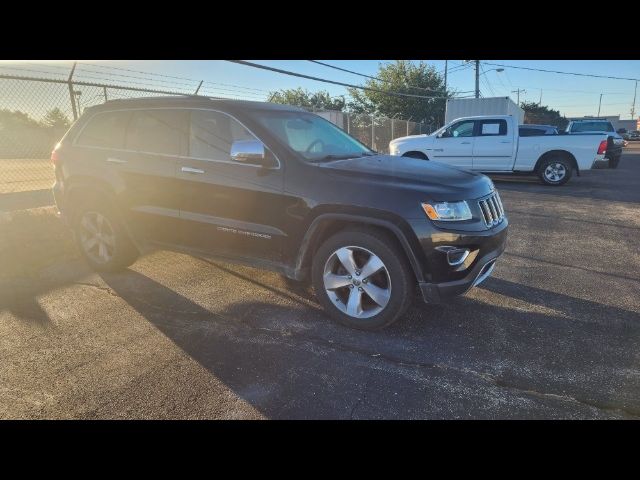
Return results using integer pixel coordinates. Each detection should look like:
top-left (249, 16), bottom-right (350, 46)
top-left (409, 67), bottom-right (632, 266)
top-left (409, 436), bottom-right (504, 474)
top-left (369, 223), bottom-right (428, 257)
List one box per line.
top-left (230, 139), bottom-right (276, 167)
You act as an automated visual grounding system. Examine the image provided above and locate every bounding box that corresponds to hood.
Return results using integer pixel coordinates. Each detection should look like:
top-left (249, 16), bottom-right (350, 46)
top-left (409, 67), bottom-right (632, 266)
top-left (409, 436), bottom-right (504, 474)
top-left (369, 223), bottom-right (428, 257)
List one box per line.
top-left (316, 154), bottom-right (494, 200)
top-left (389, 133), bottom-right (430, 144)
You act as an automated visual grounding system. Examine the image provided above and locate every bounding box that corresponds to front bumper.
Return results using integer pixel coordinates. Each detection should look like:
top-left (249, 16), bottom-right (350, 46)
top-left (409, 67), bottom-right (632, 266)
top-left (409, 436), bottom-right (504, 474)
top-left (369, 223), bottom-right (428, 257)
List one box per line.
top-left (418, 245), bottom-right (504, 303)
top-left (413, 219), bottom-right (508, 304)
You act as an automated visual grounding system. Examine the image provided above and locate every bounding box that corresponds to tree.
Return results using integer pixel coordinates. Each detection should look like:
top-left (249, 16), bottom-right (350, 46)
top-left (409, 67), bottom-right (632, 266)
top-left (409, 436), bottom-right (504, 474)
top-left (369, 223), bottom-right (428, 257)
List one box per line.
top-left (0, 109), bottom-right (40, 129)
top-left (267, 88), bottom-right (346, 111)
top-left (346, 61), bottom-right (451, 125)
top-left (41, 108), bottom-right (71, 130)
top-left (521, 101), bottom-right (568, 129)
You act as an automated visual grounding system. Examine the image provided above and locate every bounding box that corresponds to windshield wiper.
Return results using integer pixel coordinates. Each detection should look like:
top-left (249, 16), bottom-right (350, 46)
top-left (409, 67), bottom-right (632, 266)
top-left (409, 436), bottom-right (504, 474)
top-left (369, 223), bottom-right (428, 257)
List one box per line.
top-left (309, 154), bottom-right (362, 163)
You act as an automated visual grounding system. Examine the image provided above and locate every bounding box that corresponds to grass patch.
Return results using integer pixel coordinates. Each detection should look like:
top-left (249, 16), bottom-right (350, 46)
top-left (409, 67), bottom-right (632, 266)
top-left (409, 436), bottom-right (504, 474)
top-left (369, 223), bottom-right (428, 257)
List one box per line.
top-left (0, 206), bottom-right (77, 282)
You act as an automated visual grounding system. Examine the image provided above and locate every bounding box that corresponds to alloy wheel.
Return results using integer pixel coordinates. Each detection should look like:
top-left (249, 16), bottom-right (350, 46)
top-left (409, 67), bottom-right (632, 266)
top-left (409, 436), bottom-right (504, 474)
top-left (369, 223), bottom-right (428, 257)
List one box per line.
top-left (79, 211), bottom-right (115, 264)
top-left (323, 246), bottom-right (392, 319)
top-left (544, 162), bottom-right (566, 182)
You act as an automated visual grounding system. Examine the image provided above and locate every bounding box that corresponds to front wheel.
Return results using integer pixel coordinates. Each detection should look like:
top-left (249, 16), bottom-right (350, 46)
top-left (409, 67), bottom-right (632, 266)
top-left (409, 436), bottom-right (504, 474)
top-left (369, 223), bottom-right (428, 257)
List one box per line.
top-left (312, 228), bottom-right (414, 330)
top-left (537, 156), bottom-right (573, 186)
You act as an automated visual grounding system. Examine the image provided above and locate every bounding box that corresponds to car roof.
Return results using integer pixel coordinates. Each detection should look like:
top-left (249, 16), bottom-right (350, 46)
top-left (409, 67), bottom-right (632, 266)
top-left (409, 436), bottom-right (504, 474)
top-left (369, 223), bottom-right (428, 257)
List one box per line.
top-left (85, 96), bottom-right (307, 113)
top-left (570, 119), bottom-right (612, 123)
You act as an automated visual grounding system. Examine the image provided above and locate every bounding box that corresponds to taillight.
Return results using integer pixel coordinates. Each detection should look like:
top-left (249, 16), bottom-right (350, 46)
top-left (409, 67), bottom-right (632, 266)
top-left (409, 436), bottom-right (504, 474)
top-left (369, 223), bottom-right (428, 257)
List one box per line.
top-left (50, 143), bottom-right (61, 167)
top-left (597, 140), bottom-right (607, 155)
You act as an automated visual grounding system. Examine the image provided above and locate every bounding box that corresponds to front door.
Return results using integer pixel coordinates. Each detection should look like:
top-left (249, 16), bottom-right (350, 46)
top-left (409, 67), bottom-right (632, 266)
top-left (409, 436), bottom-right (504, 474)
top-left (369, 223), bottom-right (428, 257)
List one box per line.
top-left (178, 109), bottom-right (285, 264)
top-left (430, 119), bottom-right (475, 168)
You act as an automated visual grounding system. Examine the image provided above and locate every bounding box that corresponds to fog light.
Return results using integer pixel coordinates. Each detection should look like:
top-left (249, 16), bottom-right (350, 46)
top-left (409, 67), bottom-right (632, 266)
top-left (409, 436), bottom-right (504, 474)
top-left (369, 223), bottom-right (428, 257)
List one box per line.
top-left (436, 246), bottom-right (470, 266)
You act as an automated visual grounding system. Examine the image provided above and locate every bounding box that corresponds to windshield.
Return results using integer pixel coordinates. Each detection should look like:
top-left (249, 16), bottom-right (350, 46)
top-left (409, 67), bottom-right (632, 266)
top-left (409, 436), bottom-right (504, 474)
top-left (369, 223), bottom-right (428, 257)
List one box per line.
top-left (571, 121), bottom-right (615, 133)
top-left (252, 111), bottom-right (374, 161)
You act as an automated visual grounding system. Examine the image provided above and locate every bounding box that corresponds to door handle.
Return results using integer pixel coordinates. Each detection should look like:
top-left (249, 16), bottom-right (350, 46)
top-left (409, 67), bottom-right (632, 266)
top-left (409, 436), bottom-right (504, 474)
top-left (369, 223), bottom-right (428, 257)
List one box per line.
top-left (461, 142), bottom-right (471, 145)
top-left (433, 148), bottom-right (444, 152)
top-left (500, 141), bottom-right (512, 144)
top-left (106, 157), bottom-right (127, 164)
top-left (181, 167), bottom-right (205, 174)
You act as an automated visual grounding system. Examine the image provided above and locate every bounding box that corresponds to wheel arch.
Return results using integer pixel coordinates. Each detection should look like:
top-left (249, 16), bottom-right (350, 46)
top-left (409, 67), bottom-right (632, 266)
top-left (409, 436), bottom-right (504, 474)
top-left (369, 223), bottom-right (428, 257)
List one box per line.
top-left (403, 150), bottom-right (429, 160)
top-left (293, 213), bottom-right (426, 283)
top-left (534, 149), bottom-right (580, 176)
top-left (64, 177), bottom-right (139, 249)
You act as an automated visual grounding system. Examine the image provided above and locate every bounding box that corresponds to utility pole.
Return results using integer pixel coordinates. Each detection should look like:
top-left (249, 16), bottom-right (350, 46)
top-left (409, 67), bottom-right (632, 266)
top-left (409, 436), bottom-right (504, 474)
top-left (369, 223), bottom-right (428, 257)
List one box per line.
top-left (475, 60), bottom-right (480, 99)
top-left (539, 89), bottom-right (542, 106)
top-left (511, 89), bottom-right (525, 105)
top-left (632, 80), bottom-right (637, 120)
top-left (444, 60), bottom-right (448, 96)
top-left (597, 93), bottom-right (603, 117)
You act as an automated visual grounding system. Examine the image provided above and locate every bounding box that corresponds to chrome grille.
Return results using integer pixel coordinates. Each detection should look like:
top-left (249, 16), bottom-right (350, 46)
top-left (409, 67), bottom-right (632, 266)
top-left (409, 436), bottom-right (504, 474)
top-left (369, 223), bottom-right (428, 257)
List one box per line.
top-left (479, 192), bottom-right (505, 228)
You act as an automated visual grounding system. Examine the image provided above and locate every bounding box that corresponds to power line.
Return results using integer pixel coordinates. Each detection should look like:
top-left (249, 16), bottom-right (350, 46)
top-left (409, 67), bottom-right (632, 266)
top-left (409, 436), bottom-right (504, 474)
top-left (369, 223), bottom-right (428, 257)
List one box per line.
top-left (0, 63), bottom-right (268, 100)
top-left (308, 60), bottom-right (446, 94)
top-left (479, 64), bottom-right (496, 96)
top-left (228, 60), bottom-right (449, 99)
top-left (78, 62), bottom-right (272, 94)
top-left (483, 61), bottom-right (640, 82)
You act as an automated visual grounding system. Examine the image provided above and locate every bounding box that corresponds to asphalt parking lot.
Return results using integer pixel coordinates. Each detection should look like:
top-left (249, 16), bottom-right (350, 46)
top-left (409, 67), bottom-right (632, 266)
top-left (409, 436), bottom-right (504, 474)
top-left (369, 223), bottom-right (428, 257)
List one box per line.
top-left (1, 145), bottom-right (639, 419)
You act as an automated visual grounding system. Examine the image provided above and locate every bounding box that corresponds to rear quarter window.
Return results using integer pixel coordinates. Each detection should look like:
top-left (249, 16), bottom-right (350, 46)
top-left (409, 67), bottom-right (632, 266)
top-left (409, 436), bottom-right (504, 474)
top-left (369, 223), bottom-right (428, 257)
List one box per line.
top-left (75, 111), bottom-right (131, 149)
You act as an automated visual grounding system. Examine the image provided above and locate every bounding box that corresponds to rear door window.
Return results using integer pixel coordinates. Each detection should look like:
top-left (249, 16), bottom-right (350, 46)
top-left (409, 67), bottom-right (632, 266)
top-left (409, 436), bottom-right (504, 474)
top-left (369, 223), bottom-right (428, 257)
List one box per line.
top-left (125, 109), bottom-right (188, 156)
top-left (76, 111), bottom-right (131, 149)
top-left (478, 119), bottom-right (507, 136)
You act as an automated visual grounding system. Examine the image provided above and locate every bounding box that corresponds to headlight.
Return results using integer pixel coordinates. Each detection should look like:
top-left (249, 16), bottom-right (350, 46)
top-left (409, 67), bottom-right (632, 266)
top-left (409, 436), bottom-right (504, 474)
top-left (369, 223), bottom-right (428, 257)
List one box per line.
top-left (422, 201), bottom-right (472, 221)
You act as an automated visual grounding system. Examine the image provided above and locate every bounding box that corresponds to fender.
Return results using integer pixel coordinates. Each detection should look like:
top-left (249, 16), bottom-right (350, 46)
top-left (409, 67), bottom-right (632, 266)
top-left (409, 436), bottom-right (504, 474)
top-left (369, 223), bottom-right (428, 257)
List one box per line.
top-left (292, 213), bottom-right (426, 283)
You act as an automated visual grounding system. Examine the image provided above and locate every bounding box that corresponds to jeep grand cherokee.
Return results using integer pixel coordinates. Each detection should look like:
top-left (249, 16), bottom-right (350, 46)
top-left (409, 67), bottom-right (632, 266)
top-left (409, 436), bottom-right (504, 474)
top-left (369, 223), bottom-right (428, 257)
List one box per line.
top-left (51, 97), bottom-right (508, 330)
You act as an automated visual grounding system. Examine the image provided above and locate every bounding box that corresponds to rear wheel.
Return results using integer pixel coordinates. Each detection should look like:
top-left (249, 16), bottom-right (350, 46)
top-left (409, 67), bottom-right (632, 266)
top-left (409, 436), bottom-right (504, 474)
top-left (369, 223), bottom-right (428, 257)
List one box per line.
top-left (73, 202), bottom-right (139, 272)
top-left (608, 156), bottom-right (620, 169)
top-left (312, 228), bottom-right (414, 330)
top-left (537, 155), bottom-right (573, 186)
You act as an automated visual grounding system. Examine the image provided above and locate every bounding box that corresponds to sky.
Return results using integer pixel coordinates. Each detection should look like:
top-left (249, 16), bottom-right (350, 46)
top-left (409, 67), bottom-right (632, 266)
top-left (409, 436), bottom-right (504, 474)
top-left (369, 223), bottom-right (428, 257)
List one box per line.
top-left (1, 60), bottom-right (639, 120)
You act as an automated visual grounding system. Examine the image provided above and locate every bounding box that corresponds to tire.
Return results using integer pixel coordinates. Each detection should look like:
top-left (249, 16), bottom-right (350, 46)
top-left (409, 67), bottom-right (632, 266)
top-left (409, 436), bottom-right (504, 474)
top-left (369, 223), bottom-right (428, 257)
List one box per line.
top-left (73, 200), bottom-right (139, 272)
top-left (312, 228), bottom-right (414, 330)
top-left (608, 156), bottom-right (620, 169)
top-left (537, 155), bottom-right (573, 186)
top-left (403, 151), bottom-right (428, 160)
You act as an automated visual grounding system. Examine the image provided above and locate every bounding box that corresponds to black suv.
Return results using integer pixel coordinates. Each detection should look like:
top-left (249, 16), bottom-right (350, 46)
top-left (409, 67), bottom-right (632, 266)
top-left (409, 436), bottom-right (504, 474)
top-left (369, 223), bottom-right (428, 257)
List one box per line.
top-left (52, 97), bottom-right (508, 330)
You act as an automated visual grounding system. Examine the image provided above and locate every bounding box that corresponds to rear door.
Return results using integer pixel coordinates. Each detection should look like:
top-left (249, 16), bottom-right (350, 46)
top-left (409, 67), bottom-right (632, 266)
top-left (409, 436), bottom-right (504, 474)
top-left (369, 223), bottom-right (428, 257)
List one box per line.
top-left (430, 119), bottom-right (475, 168)
top-left (72, 108), bottom-right (186, 245)
top-left (118, 109), bottom-right (189, 245)
top-left (472, 118), bottom-right (515, 171)
top-left (177, 109), bottom-right (285, 263)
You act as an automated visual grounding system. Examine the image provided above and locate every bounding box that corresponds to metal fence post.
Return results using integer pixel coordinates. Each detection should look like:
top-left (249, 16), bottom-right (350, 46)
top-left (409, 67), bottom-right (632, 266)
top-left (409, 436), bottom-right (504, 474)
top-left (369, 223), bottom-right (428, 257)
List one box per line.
top-left (391, 118), bottom-right (395, 139)
top-left (347, 113), bottom-right (350, 134)
top-left (103, 86), bottom-right (108, 103)
top-left (68, 62), bottom-right (78, 120)
top-left (371, 114), bottom-right (375, 150)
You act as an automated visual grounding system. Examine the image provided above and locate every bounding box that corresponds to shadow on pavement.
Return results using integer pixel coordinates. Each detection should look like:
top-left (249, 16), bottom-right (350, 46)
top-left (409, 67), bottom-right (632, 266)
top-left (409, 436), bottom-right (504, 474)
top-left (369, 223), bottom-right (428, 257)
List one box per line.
top-left (98, 265), bottom-right (640, 419)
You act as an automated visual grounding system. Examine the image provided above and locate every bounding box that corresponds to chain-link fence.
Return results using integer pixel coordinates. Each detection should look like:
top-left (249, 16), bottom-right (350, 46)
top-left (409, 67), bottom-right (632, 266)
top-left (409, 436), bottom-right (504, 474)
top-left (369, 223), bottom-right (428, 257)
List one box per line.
top-left (0, 74), bottom-right (435, 195)
top-left (313, 109), bottom-right (434, 153)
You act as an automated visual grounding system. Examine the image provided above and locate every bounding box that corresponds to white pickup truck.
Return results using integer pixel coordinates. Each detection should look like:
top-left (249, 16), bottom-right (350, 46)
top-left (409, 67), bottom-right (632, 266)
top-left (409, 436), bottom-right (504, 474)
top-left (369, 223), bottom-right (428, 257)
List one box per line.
top-left (389, 115), bottom-right (608, 185)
